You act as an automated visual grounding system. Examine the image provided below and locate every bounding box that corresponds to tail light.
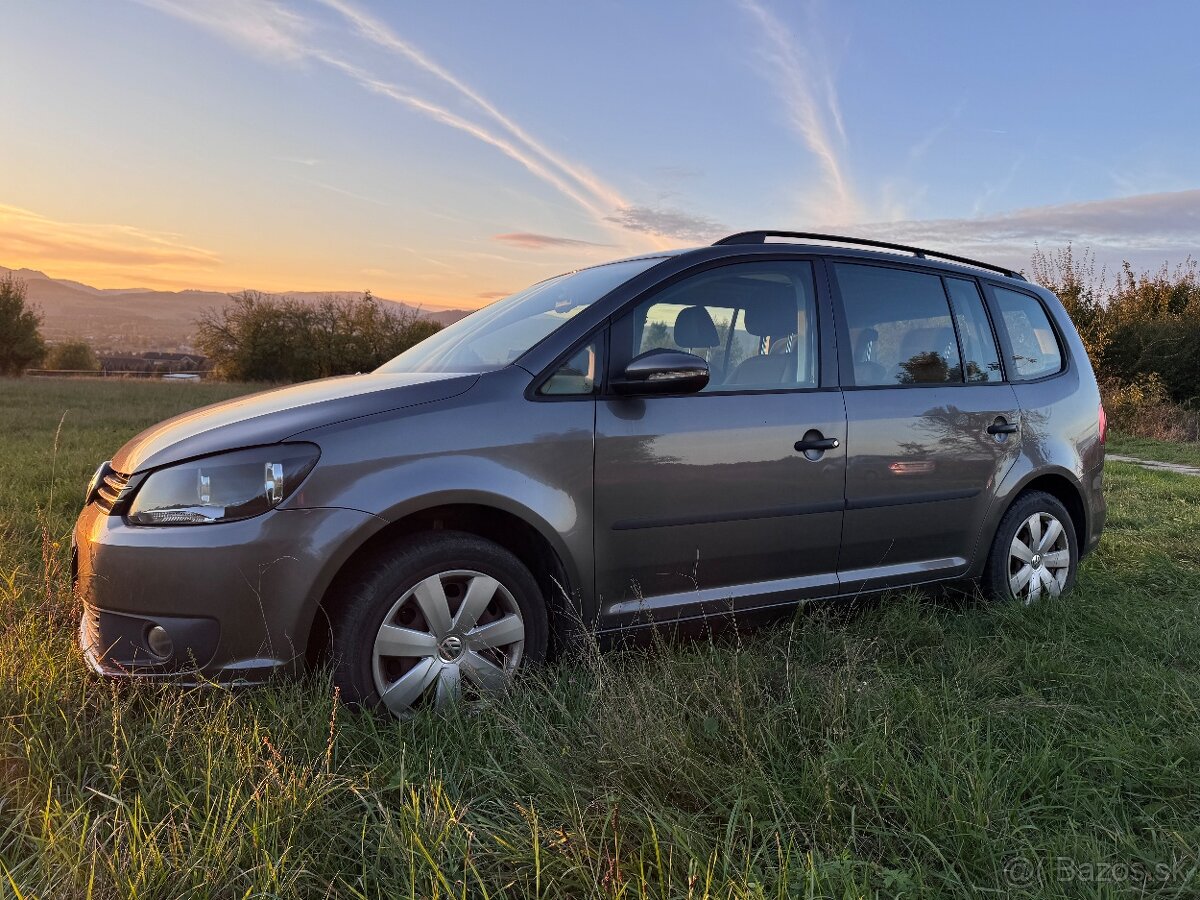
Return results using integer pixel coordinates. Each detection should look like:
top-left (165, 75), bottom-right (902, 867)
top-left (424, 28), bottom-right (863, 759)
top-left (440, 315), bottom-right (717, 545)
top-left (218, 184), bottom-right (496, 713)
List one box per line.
top-left (1098, 402), bottom-right (1108, 445)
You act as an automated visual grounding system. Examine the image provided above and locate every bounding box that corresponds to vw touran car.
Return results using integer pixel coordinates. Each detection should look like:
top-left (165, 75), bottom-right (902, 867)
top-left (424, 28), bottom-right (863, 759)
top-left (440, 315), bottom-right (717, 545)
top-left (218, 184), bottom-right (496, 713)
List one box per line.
top-left (74, 231), bottom-right (1107, 716)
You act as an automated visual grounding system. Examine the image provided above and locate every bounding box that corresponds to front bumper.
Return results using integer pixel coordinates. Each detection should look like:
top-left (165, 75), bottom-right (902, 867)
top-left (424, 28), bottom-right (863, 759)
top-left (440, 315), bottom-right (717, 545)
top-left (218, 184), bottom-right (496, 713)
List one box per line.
top-left (74, 501), bottom-right (382, 684)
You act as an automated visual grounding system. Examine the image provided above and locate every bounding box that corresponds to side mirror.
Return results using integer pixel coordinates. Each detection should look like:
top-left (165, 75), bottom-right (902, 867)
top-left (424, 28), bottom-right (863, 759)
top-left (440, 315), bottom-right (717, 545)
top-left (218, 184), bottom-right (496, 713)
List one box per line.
top-left (612, 348), bottom-right (710, 395)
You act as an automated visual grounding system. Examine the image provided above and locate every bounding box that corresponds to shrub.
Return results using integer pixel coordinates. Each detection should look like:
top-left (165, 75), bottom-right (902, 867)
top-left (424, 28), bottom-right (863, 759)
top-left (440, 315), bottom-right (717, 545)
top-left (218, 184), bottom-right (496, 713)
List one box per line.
top-left (1100, 375), bottom-right (1200, 443)
top-left (1029, 244), bottom-right (1112, 365)
top-left (196, 291), bottom-right (441, 382)
top-left (1104, 317), bottom-right (1200, 406)
top-left (1030, 246), bottom-right (1200, 442)
top-left (1031, 247), bottom-right (1200, 407)
top-left (44, 340), bottom-right (99, 371)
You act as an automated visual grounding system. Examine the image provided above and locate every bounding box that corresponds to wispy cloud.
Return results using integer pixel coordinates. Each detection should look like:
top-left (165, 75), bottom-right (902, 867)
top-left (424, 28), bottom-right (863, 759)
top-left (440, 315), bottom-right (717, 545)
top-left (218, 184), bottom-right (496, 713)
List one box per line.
top-left (313, 0), bottom-right (634, 218)
top-left (142, 0), bottom-right (677, 250)
top-left (317, 56), bottom-right (610, 221)
top-left (971, 154), bottom-right (1025, 217)
top-left (0, 203), bottom-right (221, 270)
top-left (493, 233), bottom-right (614, 250)
top-left (739, 0), bottom-right (859, 224)
top-left (133, 0), bottom-right (311, 61)
top-left (606, 206), bottom-right (726, 244)
top-left (908, 122), bottom-right (949, 164)
top-left (855, 189), bottom-right (1200, 272)
top-left (288, 173), bottom-right (388, 206)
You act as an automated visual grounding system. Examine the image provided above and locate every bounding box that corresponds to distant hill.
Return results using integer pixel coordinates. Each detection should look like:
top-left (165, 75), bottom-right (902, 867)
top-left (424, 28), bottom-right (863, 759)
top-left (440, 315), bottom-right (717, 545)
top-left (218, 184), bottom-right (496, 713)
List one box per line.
top-left (0, 265), bottom-right (471, 351)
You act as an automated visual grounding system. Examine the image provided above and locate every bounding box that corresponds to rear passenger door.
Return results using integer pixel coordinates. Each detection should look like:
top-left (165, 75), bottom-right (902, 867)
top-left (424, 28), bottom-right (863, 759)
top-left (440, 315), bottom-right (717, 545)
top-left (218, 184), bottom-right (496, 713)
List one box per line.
top-left (831, 262), bottom-right (1022, 591)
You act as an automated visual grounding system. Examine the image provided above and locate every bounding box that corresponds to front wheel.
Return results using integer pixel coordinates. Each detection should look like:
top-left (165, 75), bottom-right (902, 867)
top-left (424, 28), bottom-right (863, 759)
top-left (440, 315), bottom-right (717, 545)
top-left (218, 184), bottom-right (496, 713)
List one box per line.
top-left (329, 532), bottom-right (549, 717)
top-left (981, 491), bottom-right (1078, 605)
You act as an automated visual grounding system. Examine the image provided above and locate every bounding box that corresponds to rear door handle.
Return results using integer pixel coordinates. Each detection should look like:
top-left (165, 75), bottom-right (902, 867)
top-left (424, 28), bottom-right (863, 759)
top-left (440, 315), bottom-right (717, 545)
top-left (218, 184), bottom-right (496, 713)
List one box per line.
top-left (987, 420), bottom-right (1019, 435)
top-left (794, 436), bottom-right (840, 452)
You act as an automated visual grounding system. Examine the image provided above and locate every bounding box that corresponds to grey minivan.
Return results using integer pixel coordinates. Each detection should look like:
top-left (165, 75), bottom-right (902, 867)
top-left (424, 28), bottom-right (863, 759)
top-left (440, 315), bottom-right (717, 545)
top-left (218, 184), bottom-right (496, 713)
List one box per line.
top-left (74, 231), bottom-right (1107, 716)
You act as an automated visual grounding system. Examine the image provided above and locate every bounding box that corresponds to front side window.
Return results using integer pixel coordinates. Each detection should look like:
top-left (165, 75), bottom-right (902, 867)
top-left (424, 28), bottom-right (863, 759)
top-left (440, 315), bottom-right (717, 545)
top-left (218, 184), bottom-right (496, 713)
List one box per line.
top-left (612, 261), bottom-right (819, 392)
top-left (993, 287), bottom-right (1063, 380)
top-left (835, 263), bottom-right (962, 386)
top-left (377, 257), bottom-right (662, 375)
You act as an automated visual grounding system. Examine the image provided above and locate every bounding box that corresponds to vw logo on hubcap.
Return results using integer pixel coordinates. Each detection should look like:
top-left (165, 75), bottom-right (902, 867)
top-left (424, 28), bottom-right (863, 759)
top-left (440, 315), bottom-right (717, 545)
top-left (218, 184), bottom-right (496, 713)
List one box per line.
top-left (438, 635), bottom-right (464, 661)
top-left (1031, 552), bottom-right (1043, 567)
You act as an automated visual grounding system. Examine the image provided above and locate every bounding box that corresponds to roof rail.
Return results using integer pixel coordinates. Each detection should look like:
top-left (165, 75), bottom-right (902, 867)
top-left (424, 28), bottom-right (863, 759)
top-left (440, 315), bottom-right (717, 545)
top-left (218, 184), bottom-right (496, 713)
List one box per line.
top-left (712, 230), bottom-right (1024, 280)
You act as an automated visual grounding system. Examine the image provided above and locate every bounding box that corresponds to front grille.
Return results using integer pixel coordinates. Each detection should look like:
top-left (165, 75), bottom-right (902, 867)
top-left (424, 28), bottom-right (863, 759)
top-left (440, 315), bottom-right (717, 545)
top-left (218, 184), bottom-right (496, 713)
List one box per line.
top-left (95, 469), bottom-right (131, 512)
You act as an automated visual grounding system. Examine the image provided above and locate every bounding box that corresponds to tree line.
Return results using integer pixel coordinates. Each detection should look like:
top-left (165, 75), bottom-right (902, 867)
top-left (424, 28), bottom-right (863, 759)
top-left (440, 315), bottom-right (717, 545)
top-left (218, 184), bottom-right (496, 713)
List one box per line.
top-left (1030, 246), bottom-right (1200, 440)
top-left (0, 275), bottom-right (98, 373)
top-left (194, 291), bottom-right (440, 381)
top-left (0, 276), bottom-right (441, 382)
top-left (1031, 245), bottom-right (1200, 403)
top-left (2, 254), bottom-right (1198, 430)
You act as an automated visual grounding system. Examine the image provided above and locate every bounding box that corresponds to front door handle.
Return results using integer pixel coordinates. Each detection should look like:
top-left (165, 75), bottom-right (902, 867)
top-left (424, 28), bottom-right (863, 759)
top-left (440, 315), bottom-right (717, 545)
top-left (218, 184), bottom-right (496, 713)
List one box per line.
top-left (794, 435), bottom-right (840, 453)
top-left (987, 419), bottom-right (1019, 435)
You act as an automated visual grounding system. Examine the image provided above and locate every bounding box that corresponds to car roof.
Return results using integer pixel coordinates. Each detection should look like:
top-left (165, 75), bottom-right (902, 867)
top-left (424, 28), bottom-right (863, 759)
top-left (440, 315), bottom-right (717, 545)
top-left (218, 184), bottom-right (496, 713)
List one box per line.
top-left (565, 235), bottom-right (1029, 289)
top-left (721, 241), bottom-right (1029, 284)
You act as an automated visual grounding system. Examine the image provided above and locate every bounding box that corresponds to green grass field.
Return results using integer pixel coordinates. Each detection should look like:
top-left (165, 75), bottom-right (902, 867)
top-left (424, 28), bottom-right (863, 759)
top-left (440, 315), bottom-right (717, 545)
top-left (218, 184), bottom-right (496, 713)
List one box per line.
top-left (1107, 432), bottom-right (1200, 468)
top-left (2, 378), bottom-right (1200, 898)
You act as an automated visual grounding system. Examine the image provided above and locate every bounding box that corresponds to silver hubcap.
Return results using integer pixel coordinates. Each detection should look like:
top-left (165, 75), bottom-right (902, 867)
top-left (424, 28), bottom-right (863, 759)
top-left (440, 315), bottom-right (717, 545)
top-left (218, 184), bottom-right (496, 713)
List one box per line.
top-left (371, 569), bottom-right (525, 716)
top-left (1008, 511), bottom-right (1070, 604)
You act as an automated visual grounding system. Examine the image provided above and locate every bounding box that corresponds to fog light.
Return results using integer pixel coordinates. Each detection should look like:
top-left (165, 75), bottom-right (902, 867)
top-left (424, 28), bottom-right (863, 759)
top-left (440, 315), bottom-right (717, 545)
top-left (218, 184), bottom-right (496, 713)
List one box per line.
top-left (146, 625), bottom-right (174, 659)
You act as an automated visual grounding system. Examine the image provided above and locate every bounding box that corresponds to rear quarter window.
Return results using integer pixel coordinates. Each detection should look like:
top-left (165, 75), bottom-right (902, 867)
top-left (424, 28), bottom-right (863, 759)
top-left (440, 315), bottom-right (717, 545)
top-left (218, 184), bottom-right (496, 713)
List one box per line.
top-left (993, 287), bottom-right (1063, 380)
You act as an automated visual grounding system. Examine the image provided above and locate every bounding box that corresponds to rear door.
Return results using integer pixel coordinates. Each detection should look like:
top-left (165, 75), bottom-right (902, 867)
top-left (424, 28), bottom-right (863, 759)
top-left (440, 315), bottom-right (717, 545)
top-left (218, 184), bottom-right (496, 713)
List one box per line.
top-left (831, 262), bottom-right (1021, 591)
top-left (592, 258), bottom-right (847, 628)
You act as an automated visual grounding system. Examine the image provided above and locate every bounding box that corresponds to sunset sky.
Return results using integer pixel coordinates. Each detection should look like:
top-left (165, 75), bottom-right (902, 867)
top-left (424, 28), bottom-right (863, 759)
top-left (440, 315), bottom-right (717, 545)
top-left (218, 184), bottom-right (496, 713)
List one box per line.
top-left (3, 0), bottom-right (1199, 309)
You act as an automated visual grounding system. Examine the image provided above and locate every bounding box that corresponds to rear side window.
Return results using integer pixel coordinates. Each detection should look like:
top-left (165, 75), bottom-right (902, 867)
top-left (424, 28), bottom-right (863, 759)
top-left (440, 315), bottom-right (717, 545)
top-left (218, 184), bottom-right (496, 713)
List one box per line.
top-left (944, 278), bottom-right (1002, 382)
top-left (834, 263), bottom-right (961, 386)
top-left (993, 288), bottom-right (1063, 380)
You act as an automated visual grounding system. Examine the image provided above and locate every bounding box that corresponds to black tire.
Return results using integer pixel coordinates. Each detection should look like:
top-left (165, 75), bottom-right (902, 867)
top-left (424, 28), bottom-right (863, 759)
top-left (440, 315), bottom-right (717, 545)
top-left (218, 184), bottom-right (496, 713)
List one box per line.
top-left (981, 490), bottom-right (1078, 605)
top-left (329, 531), bottom-right (549, 713)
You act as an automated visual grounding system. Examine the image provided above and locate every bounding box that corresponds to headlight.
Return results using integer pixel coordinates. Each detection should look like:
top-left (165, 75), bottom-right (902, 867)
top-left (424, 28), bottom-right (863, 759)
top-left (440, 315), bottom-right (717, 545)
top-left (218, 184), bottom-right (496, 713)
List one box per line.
top-left (126, 444), bottom-right (320, 525)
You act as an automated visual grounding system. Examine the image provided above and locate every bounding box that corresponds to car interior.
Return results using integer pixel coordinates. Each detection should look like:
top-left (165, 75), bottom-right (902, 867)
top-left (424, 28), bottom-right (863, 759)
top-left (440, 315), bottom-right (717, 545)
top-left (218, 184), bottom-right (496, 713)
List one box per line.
top-left (632, 271), bottom-right (819, 390)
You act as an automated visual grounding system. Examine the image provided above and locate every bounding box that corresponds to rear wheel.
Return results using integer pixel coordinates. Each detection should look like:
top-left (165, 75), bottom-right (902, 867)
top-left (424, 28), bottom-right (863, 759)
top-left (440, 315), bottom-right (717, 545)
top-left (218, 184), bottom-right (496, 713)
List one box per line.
top-left (981, 490), bottom-right (1077, 605)
top-left (330, 532), bottom-right (548, 717)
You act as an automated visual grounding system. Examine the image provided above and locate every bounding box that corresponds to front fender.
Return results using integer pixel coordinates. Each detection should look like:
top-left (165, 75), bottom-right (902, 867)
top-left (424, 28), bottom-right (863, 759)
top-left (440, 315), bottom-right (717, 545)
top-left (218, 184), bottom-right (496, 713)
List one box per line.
top-left (283, 366), bottom-right (597, 619)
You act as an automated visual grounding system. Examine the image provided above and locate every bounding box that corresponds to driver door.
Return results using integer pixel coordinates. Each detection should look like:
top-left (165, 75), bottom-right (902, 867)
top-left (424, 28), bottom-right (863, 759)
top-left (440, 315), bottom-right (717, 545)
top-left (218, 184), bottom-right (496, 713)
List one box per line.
top-left (592, 259), bottom-right (846, 630)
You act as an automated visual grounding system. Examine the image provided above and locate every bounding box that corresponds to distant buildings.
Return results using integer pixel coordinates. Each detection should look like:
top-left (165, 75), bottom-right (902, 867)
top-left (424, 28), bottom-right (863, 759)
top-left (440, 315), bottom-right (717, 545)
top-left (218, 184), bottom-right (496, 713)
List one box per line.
top-left (98, 351), bottom-right (209, 376)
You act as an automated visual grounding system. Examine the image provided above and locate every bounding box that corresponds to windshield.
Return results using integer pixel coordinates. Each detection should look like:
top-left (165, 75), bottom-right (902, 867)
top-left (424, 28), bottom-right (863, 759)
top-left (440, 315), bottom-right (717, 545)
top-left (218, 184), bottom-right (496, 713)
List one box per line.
top-left (376, 257), bottom-right (663, 374)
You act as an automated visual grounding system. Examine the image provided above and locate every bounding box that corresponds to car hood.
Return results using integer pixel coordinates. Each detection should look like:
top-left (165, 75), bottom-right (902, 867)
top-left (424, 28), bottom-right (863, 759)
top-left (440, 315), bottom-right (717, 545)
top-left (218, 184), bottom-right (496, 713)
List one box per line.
top-left (112, 371), bottom-right (478, 474)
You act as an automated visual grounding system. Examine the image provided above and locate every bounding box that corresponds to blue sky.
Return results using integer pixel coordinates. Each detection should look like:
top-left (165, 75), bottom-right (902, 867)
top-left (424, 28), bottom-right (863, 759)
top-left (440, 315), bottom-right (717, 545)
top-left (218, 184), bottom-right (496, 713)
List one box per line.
top-left (2, 0), bottom-right (1198, 307)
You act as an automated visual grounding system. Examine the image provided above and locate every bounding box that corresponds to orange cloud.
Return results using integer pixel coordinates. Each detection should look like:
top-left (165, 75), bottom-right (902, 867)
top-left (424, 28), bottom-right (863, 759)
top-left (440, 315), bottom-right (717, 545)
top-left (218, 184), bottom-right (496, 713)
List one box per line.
top-left (0, 203), bottom-right (221, 274)
top-left (493, 232), bottom-right (613, 250)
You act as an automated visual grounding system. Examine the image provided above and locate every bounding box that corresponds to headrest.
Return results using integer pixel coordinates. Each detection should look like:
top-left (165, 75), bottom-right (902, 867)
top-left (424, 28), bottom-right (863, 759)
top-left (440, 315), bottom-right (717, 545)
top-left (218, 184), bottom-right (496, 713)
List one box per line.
top-left (742, 282), bottom-right (796, 337)
top-left (673, 305), bottom-right (719, 348)
top-left (854, 327), bottom-right (879, 359)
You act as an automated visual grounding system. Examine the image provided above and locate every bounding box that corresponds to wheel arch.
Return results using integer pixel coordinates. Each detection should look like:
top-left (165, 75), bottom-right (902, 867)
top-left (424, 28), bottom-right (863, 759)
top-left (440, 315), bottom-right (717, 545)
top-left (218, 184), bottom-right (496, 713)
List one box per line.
top-left (306, 499), bottom-right (581, 664)
top-left (974, 465), bottom-right (1087, 576)
top-left (1017, 472), bottom-right (1087, 550)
